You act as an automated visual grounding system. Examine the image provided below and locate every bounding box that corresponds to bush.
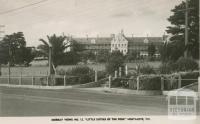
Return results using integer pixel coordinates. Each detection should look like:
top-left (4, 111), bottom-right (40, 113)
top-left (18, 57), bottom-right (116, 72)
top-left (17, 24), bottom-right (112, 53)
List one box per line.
top-left (97, 71), bottom-right (107, 80)
top-left (139, 76), bottom-right (161, 90)
top-left (106, 51), bottom-right (125, 75)
top-left (140, 65), bottom-right (156, 74)
top-left (172, 57), bottom-right (198, 72)
top-left (56, 66), bottom-right (95, 85)
top-left (128, 76), bottom-right (137, 89)
top-left (159, 63), bottom-right (172, 74)
top-left (159, 57), bottom-right (198, 74)
top-left (180, 71), bottom-right (199, 87)
top-left (111, 78), bottom-right (129, 88)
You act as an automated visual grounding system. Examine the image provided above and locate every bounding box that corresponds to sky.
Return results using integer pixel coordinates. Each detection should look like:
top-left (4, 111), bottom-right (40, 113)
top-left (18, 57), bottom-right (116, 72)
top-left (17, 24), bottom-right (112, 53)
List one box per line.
top-left (0, 0), bottom-right (182, 46)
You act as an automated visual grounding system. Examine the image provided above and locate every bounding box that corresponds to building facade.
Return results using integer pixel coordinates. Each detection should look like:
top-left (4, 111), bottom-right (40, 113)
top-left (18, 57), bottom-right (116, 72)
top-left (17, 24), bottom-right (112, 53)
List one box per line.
top-left (111, 30), bottom-right (128, 55)
top-left (71, 31), bottom-right (164, 57)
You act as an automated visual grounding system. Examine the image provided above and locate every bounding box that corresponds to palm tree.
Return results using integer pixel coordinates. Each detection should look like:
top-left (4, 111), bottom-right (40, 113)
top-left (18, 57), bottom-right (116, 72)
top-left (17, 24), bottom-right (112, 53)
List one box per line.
top-left (37, 34), bottom-right (69, 74)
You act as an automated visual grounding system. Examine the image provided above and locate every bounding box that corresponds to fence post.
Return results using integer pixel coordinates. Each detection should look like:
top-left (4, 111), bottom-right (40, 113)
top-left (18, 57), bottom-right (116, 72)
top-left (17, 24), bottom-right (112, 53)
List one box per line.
top-left (95, 70), bottom-right (98, 82)
top-left (198, 76), bottom-right (200, 96)
top-left (125, 65), bottom-right (128, 76)
top-left (170, 76), bottom-right (173, 89)
top-left (109, 75), bottom-right (112, 88)
top-left (119, 67), bottom-right (122, 77)
top-left (115, 71), bottom-right (117, 78)
top-left (178, 74), bottom-right (181, 88)
top-left (46, 76), bottom-right (49, 86)
top-left (161, 77), bottom-right (164, 91)
top-left (19, 75), bottom-right (22, 85)
top-left (137, 76), bottom-right (140, 91)
top-left (64, 75), bottom-right (66, 86)
top-left (32, 76), bottom-right (34, 86)
top-left (8, 75), bottom-right (10, 85)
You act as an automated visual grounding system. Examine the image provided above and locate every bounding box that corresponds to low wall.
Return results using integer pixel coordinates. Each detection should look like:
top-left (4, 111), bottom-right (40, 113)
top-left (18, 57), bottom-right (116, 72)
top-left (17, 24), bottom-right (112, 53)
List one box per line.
top-left (103, 88), bottom-right (162, 95)
top-left (72, 81), bottom-right (100, 88)
top-left (0, 81), bottom-right (101, 89)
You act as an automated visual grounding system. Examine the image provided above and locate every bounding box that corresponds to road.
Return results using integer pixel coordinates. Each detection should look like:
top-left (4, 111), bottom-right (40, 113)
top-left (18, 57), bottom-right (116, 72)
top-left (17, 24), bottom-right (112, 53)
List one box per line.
top-left (0, 86), bottom-right (170, 116)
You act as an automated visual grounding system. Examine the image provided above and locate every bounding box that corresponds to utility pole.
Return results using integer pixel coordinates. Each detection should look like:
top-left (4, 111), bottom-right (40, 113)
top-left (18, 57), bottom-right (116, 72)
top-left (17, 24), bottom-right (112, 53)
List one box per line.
top-left (8, 40), bottom-right (11, 84)
top-left (184, 0), bottom-right (189, 58)
top-left (0, 25), bottom-right (5, 76)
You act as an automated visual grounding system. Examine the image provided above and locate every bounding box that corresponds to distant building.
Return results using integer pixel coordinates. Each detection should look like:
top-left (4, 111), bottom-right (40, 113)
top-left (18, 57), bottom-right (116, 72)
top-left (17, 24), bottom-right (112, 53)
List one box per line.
top-left (68, 30), bottom-right (164, 57)
top-left (72, 37), bottom-right (111, 53)
top-left (111, 30), bottom-right (128, 55)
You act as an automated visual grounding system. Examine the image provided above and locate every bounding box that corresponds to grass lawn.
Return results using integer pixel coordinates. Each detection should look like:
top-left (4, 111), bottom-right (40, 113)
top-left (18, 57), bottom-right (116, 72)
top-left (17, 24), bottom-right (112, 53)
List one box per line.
top-left (0, 61), bottom-right (161, 76)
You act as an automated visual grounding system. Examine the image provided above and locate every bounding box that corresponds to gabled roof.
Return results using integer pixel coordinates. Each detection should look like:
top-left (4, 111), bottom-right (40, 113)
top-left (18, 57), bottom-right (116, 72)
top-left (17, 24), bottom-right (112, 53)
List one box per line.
top-left (73, 37), bottom-right (112, 44)
top-left (126, 37), bottom-right (163, 45)
top-left (72, 36), bottom-right (163, 45)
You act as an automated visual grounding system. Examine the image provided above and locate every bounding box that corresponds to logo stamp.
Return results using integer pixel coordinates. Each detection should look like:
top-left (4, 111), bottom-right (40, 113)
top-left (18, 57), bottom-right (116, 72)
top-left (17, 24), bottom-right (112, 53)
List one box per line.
top-left (167, 89), bottom-right (197, 120)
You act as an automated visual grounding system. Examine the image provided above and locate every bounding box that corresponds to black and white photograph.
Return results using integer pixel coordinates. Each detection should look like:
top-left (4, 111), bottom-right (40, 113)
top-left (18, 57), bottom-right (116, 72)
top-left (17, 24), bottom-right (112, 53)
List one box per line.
top-left (0, 0), bottom-right (199, 123)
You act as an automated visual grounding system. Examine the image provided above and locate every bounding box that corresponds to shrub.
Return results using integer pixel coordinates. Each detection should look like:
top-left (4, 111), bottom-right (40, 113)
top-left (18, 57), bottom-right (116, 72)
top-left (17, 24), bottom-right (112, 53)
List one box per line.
top-left (106, 51), bottom-right (125, 75)
top-left (159, 63), bottom-right (172, 74)
top-left (111, 78), bottom-right (129, 88)
top-left (140, 65), bottom-right (156, 74)
top-left (128, 76), bottom-right (137, 89)
top-left (97, 71), bottom-right (107, 80)
top-left (180, 71), bottom-right (199, 87)
top-left (172, 57), bottom-right (198, 72)
top-left (139, 76), bottom-right (161, 90)
top-left (56, 66), bottom-right (95, 85)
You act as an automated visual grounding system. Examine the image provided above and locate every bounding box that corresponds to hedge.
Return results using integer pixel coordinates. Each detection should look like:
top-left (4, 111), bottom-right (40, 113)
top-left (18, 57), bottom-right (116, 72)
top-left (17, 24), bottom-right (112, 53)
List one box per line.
top-left (139, 75), bottom-right (161, 90)
top-left (180, 71), bottom-right (199, 87)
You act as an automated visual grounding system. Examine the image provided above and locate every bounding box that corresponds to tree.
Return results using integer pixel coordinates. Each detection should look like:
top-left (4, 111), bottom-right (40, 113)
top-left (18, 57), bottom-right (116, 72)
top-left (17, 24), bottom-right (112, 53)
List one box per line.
top-left (37, 34), bottom-right (68, 69)
top-left (0, 42), bottom-right (9, 64)
top-left (106, 51), bottom-right (125, 74)
top-left (80, 50), bottom-right (95, 63)
top-left (96, 50), bottom-right (109, 63)
top-left (0, 32), bottom-right (34, 66)
top-left (126, 51), bottom-right (139, 62)
top-left (165, 0), bottom-right (199, 60)
top-left (69, 39), bottom-right (84, 53)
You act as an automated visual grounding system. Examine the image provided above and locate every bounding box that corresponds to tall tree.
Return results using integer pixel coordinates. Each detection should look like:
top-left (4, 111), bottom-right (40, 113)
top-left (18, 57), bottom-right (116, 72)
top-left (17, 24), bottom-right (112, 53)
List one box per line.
top-left (106, 51), bottom-right (125, 74)
top-left (165, 0), bottom-right (199, 60)
top-left (0, 32), bottom-right (34, 66)
top-left (37, 34), bottom-right (68, 69)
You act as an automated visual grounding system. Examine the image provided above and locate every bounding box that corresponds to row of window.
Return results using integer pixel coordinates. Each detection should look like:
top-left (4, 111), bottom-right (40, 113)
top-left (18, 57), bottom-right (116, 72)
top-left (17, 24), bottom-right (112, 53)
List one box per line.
top-left (111, 49), bottom-right (127, 53)
top-left (111, 44), bottom-right (127, 47)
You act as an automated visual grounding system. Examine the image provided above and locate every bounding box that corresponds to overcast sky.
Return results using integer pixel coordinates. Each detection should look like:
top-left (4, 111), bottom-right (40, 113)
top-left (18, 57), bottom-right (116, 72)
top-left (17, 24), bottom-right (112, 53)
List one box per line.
top-left (0, 0), bottom-right (182, 46)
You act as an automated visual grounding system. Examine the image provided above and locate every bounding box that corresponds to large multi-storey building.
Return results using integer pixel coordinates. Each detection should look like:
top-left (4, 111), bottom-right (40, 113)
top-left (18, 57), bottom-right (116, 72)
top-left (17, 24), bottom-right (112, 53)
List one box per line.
top-left (71, 31), bottom-right (164, 57)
